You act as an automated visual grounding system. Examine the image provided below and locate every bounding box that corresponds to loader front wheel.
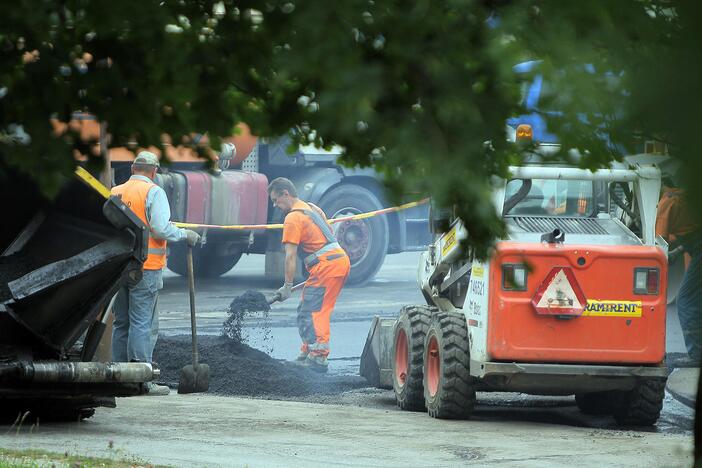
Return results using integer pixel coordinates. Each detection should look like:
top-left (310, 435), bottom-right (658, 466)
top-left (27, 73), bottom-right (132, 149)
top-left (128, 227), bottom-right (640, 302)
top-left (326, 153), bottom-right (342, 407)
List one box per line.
top-left (424, 312), bottom-right (475, 419)
top-left (613, 378), bottom-right (666, 426)
top-left (393, 305), bottom-right (434, 411)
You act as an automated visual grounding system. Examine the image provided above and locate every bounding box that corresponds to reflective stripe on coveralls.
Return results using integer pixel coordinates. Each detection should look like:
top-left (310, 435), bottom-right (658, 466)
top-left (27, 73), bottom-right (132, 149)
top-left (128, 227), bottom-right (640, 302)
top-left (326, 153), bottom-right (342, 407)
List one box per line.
top-left (111, 179), bottom-right (167, 270)
top-left (285, 202), bottom-right (351, 358)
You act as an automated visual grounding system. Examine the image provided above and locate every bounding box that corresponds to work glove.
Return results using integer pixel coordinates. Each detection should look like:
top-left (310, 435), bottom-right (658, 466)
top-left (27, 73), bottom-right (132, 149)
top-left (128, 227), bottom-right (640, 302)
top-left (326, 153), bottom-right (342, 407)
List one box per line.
top-left (183, 229), bottom-right (201, 246)
top-left (275, 282), bottom-right (293, 302)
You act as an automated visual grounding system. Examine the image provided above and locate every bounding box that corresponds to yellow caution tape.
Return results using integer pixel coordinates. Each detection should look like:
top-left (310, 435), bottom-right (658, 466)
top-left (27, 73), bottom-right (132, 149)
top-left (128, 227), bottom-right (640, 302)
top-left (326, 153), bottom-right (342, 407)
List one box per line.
top-left (174, 197), bottom-right (430, 230)
top-left (73, 165), bottom-right (428, 230)
top-left (174, 221), bottom-right (285, 230)
top-left (75, 166), bottom-right (111, 199)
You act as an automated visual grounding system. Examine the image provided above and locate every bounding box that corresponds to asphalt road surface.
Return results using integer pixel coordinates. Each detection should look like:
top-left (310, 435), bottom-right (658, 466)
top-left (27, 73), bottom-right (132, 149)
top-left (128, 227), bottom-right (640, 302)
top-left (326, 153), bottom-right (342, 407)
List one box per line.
top-left (157, 252), bottom-right (428, 366)
top-left (0, 394), bottom-right (692, 467)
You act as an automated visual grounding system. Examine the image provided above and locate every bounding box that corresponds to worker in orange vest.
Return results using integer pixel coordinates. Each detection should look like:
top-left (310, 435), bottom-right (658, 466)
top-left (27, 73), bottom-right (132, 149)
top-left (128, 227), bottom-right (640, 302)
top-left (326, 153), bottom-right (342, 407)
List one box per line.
top-left (268, 177), bottom-right (351, 373)
top-left (111, 151), bottom-right (200, 395)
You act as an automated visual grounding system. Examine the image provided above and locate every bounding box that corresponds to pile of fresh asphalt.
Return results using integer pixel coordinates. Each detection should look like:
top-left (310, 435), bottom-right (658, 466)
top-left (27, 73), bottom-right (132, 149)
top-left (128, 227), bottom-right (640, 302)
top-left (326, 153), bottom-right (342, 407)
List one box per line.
top-left (153, 289), bottom-right (368, 399)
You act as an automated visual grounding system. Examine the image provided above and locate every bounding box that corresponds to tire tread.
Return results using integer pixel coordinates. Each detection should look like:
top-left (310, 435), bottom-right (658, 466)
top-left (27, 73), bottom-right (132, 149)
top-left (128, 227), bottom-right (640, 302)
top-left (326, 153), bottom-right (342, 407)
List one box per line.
top-left (424, 312), bottom-right (476, 419)
top-left (613, 378), bottom-right (666, 426)
top-left (394, 305), bottom-right (435, 411)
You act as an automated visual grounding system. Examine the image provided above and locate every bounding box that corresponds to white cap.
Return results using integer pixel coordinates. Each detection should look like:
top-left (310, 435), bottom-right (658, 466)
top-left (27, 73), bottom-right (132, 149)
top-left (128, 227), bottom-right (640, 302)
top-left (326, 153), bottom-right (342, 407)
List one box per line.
top-left (133, 151), bottom-right (160, 167)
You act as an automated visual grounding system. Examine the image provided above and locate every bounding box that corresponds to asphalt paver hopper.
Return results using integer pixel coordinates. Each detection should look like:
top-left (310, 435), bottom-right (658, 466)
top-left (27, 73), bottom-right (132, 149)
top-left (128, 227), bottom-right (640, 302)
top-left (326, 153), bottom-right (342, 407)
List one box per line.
top-left (0, 167), bottom-right (158, 420)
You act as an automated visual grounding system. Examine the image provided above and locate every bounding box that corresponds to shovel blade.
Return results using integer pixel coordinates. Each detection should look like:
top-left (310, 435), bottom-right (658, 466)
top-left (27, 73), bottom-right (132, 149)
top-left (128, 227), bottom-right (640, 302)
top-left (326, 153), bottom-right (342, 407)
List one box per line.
top-left (177, 363), bottom-right (210, 394)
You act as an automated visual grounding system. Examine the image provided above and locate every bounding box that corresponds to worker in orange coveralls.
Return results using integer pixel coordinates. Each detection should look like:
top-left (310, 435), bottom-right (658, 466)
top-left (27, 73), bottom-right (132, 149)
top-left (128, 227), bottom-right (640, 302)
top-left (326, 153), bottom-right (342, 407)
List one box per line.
top-left (268, 177), bottom-right (350, 373)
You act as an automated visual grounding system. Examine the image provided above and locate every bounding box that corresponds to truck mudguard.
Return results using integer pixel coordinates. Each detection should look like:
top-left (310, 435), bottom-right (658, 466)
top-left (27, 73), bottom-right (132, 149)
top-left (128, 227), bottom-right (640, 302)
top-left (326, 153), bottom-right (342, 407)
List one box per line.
top-left (286, 167), bottom-right (343, 206)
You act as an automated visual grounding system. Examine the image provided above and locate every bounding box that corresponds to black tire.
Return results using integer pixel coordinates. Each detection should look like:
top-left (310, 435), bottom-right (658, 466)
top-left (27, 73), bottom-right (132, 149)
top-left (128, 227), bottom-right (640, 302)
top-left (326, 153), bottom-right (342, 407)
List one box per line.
top-left (575, 391), bottom-right (617, 415)
top-left (423, 312), bottom-right (475, 419)
top-left (44, 407), bottom-right (96, 422)
top-left (319, 184), bottom-right (389, 286)
top-left (613, 378), bottom-right (666, 426)
top-left (168, 243), bottom-right (243, 278)
top-left (393, 305), bottom-right (435, 411)
top-left (0, 403), bottom-right (95, 423)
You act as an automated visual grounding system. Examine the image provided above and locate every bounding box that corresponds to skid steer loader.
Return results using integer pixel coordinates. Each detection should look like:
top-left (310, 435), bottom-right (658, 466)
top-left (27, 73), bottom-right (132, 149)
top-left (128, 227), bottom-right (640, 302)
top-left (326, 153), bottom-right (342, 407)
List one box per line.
top-left (0, 166), bottom-right (158, 420)
top-left (361, 159), bottom-right (669, 426)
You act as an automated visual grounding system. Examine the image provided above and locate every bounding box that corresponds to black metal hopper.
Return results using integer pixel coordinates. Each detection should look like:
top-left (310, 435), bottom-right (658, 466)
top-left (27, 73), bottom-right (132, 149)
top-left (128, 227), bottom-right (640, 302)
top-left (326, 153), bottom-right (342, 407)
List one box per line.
top-left (0, 171), bottom-right (147, 356)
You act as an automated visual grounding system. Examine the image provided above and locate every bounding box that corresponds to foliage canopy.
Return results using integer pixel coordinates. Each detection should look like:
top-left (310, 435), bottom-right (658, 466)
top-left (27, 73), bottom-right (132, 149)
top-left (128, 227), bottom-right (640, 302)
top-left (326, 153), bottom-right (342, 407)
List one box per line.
top-left (1, 0), bottom-right (700, 255)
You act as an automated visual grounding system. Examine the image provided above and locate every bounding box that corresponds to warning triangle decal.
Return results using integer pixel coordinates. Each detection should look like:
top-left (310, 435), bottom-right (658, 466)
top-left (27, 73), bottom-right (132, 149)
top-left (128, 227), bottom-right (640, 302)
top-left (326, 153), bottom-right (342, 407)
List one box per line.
top-left (531, 267), bottom-right (587, 316)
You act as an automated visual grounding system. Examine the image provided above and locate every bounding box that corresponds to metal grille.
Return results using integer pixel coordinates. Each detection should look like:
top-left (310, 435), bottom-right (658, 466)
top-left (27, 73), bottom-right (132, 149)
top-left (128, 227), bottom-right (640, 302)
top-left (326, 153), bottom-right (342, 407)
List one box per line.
top-left (510, 216), bottom-right (609, 235)
top-left (241, 145), bottom-right (259, 172)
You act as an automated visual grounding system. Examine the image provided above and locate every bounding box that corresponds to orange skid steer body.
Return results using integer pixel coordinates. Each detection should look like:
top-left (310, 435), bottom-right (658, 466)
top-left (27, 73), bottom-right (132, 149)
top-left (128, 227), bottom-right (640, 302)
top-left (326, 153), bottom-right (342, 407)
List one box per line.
top-left (361, 162), bottom-right (670, 426)
top-left (481, 242), bottom-right (666, 365)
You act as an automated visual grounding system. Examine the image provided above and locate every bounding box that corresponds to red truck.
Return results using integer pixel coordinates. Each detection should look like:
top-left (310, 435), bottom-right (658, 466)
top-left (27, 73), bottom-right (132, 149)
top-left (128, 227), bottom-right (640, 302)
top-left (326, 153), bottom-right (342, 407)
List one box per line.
top-left (108, 134), bottom-right (430, 285)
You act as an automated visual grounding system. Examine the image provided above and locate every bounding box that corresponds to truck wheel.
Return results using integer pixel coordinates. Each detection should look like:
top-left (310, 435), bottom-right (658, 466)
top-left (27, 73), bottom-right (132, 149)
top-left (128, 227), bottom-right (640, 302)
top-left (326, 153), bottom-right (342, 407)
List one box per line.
top-left (575, 391), bottom-right (617, 415)
top-left (423, 312), bottom-right (475, 419)
top-left (168, 243), bottom-right (243, 278)
top-left (612, 378), bottom-right (666, 426)
top-left (393, 305), bottom-right (435, 411)
top-left (319, 185), bottom-right (389, 286)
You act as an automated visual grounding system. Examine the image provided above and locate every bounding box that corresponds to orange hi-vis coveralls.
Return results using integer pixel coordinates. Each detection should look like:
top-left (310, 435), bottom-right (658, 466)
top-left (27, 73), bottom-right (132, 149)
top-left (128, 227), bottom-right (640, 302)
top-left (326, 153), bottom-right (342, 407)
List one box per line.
top-left (282, 200), bottom-right (351, 358)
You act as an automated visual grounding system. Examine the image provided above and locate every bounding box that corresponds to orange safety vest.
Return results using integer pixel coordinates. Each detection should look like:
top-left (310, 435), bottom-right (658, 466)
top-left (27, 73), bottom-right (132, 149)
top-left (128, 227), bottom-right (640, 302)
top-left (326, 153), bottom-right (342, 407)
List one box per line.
top-left (111, 178), bottom-right (167, 271)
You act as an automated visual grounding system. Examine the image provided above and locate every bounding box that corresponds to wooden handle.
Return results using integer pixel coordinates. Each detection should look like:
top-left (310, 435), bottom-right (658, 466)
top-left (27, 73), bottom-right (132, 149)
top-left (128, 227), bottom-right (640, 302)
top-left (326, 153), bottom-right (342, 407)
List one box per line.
top-left (187, 245), bottom-right (198, 367)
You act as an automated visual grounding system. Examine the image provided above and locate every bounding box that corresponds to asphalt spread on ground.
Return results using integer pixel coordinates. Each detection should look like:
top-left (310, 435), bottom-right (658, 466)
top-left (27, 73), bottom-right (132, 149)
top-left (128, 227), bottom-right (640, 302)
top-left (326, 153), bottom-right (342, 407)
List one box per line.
top-left (153, 335), bottom-right (368, 398)
top-left (154, 290), bottom-right (367, 398)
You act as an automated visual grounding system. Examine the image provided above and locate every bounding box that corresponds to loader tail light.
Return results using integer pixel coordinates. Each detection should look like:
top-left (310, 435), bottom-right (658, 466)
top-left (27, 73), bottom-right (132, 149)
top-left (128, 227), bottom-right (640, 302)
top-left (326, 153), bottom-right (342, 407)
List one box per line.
top-left (634, 267), bottom-right (659, 295)
top-left (502, 264), bottom-right (528, 291)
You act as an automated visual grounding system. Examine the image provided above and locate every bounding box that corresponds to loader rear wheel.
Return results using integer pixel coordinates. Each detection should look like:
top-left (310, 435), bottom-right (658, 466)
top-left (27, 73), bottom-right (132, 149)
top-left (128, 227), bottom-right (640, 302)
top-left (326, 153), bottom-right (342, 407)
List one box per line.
top-left (575, 391), bottom-right (617, 415)
top-left (613, 378), bottom-right (666, 426)
top-left (393, 305), bottom-right (435, 411)
top-left (423, 312), bottom-right (475, 419)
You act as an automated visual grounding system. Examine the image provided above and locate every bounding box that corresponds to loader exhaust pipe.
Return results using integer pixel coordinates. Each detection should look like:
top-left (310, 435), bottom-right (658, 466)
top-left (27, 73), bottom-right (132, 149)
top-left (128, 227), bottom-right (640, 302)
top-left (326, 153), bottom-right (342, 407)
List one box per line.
top-left (541, 229), bottom-right (565, 244)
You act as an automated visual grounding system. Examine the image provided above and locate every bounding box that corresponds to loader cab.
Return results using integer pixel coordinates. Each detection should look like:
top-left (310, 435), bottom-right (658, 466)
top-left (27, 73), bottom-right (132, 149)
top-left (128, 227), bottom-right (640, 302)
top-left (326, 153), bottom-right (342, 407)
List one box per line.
top-left (503, 178), bottom-right (600, 218)
top-left (500, 165), bottom-right (656, 246)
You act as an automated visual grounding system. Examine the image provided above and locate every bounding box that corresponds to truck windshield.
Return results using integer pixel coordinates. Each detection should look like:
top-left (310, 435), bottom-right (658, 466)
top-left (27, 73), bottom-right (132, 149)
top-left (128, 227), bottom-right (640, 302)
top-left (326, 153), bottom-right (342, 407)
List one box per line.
top-left (504, 179), bottom-right (594, 217)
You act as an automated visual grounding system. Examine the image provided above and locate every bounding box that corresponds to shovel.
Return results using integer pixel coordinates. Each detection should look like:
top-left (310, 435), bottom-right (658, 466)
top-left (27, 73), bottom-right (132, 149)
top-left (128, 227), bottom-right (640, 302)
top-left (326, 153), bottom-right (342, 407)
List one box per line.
top-left (178, 244), bottom-right (210, 394)
top-left (267, 282), bottom-right (305, 305)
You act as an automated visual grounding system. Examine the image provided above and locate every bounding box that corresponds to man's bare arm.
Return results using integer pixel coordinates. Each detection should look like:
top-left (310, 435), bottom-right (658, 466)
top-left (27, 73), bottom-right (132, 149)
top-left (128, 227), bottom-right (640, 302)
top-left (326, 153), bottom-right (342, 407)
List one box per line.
top-left (284, 242), bottom-right (298, 284)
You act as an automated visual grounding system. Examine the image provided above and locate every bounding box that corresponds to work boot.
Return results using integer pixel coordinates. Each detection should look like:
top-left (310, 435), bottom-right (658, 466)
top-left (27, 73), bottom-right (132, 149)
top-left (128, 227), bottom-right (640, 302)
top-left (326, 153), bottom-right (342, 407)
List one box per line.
top-left (144, 382), bottom-right (170, 396)
top-left (304, 354), bottom-right (328, 373)
top-left (295, 351), bottom-right (308, 362)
